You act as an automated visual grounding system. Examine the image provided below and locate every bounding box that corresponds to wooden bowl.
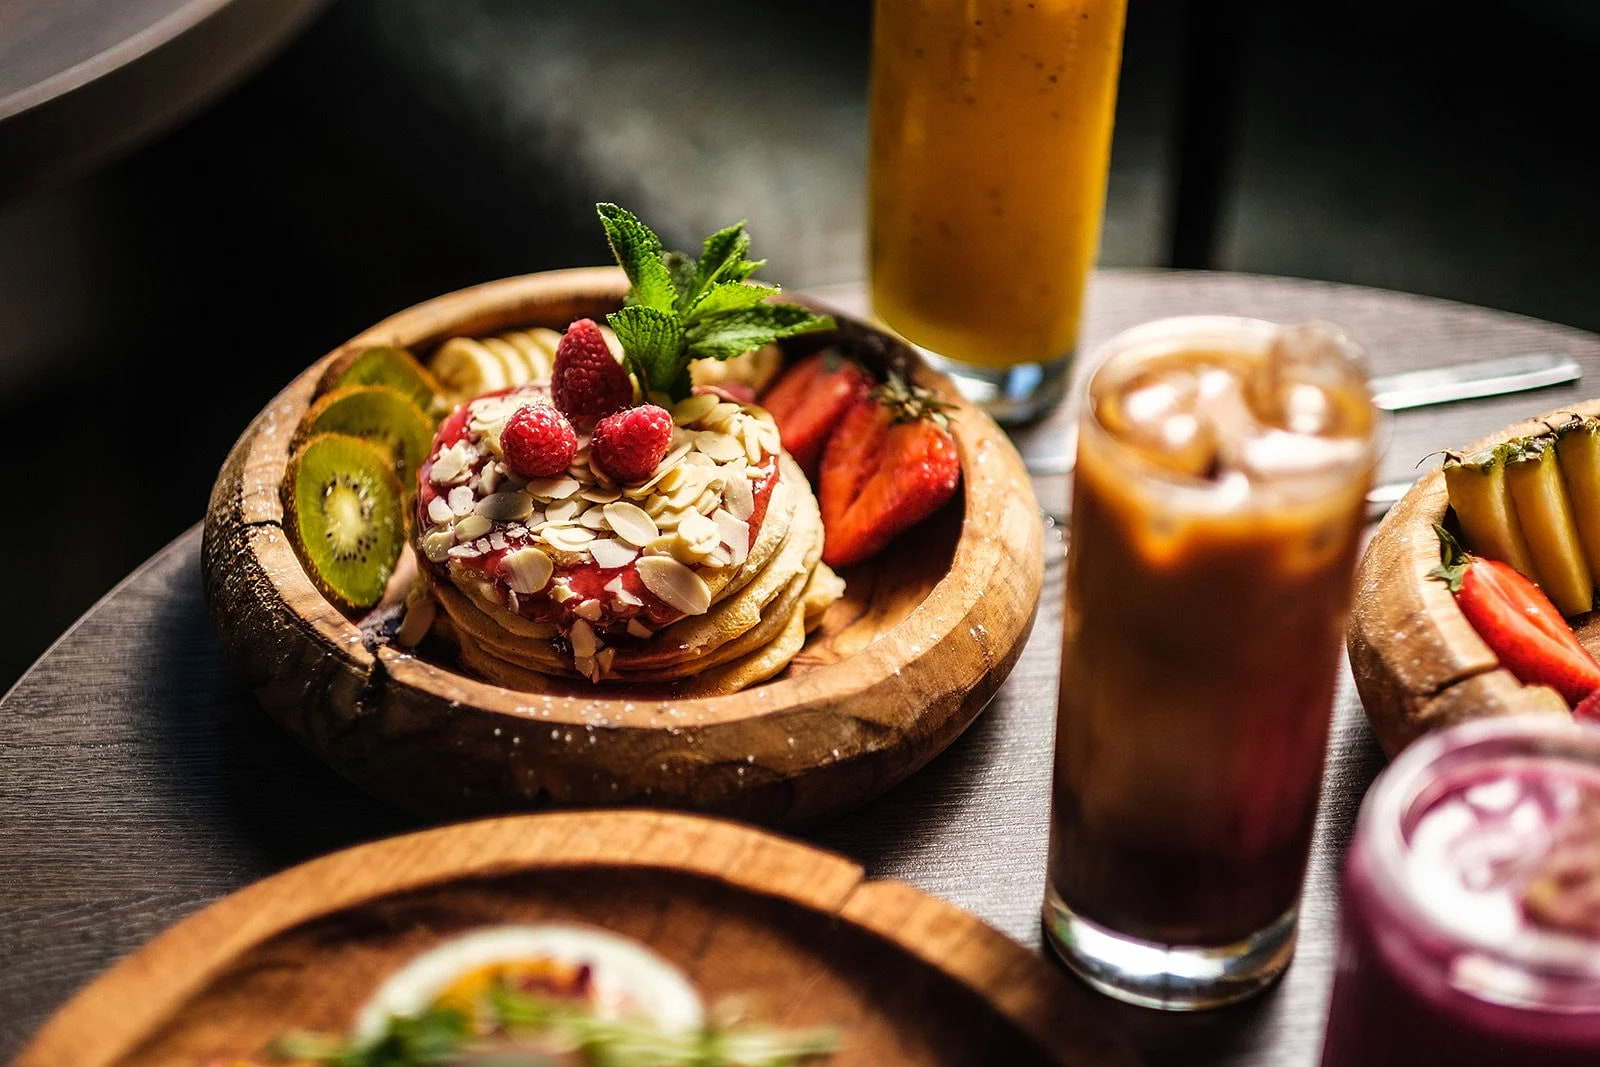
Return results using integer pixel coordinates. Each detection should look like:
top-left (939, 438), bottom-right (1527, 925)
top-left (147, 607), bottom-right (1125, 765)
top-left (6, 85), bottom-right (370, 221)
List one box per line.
top-left (1349, 400), bottom-right (1589, 754)
top-left (202, 268), bottom-right (1044, 825)
top-left (15, 811), bottom-right (1133, 1067)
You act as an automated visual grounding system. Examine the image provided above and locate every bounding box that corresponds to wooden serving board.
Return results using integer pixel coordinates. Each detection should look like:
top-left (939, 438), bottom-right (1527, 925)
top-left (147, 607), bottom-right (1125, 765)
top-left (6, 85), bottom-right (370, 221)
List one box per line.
top-left (1349, 400), bottom-right (1592, 754)
top-left (202, 268), bottom-right (1044, 825)
top-left (15, 811), bottom-right (1133, 1067)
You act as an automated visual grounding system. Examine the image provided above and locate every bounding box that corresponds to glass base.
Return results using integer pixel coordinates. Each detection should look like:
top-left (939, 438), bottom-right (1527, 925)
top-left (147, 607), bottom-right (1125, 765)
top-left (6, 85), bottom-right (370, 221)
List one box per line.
top-left (1043, 886), bottom-right (1298, 1011)
top-left (917, 348), bottom-right (1075, 424)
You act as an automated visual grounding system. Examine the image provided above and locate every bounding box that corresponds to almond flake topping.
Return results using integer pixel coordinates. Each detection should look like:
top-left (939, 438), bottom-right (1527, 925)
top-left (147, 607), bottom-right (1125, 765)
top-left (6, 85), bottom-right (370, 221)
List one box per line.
top-left (671, 394), bottom-right (719, 425)
top-left (589, 538), bottom-right (638, 569)
top-left (453, 514), bottom-right (492, 542)
top-left (636, 555), bottom-right (712, 616)
top-left (627, 618), bottom-right (653, 639)
top-left (422, 529), bottom-right (454, 562)
top-left (570, 619), bottom-right (599, 658)
top-left (476, 491), bottom-right (532, 521)
top-left (427, 496), bottom-right (455, 525)
top-left (429, 441), bottom-right (475, 485)
top-left (604, 501), bottom-right (659, 547)
top-left (502, 547), bottom-right (553, 594)
top-left (524, 476), bottom-right (580, 501)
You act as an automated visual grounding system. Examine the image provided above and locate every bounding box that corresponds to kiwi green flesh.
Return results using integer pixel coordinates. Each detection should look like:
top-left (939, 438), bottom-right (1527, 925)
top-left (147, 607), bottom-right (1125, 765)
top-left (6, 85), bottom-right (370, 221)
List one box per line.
top-left (328, 346), bottom-right (439, 414)
top-left (303, 385), bottom-right (433, 499)
top-left (286, 434), bottom-right (405, 612)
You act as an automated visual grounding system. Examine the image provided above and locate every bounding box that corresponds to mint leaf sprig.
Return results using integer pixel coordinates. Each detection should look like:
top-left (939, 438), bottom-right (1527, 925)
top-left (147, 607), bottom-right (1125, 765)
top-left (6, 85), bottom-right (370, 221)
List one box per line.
top-left (596, 204), bottom-right (835, 402)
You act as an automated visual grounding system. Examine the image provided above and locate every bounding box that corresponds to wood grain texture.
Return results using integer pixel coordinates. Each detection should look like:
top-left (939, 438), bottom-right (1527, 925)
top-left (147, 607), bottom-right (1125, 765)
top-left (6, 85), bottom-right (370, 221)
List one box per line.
top-left (1348, 399), bottom-right (1600, 754)
top-left (16, 811), bottom-right (1132, 1067)
top-left (8, 272), bottom-right (1600, 1065)
top-left (201, 267), bottom-right (1044, 825)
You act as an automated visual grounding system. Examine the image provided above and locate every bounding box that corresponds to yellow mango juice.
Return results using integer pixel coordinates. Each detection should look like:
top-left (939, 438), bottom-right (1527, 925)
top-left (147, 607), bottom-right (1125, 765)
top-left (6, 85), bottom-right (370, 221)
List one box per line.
top-left (869, 0), bottom-right (1126, 369)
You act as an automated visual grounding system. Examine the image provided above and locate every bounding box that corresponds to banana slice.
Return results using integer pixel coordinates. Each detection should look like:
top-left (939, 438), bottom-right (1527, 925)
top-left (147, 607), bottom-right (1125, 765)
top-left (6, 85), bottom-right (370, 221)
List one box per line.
top-left (430, 337), bottom-right (511, 401)
top-left (502, 328), bottom-right (560, 380)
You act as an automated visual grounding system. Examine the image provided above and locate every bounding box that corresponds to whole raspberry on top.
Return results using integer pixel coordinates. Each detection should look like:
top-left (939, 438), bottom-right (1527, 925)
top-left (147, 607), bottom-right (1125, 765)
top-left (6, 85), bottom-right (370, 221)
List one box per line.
top-left (591, 404), bottom-right (673, 484)
top-left (552, 318), bottom-right (632, 427)
top-left (500, 403), bottom-right (578, 479)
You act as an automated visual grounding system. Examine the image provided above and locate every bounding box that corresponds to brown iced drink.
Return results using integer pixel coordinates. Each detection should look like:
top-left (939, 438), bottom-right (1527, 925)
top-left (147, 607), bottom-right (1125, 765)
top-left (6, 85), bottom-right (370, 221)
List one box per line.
top-left (1045, 317), bottom-right (1376, 1007)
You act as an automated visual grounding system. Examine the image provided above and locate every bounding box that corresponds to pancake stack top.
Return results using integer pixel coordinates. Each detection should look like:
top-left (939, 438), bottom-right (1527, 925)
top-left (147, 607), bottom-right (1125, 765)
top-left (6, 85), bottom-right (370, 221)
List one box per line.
top-left (415, 382), bottom-right (842, 695)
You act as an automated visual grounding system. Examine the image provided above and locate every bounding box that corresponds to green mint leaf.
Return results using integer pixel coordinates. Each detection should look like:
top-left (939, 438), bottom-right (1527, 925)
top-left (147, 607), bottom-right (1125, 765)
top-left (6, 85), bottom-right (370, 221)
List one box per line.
top-left (607, 305), bottom-right (685, 398)
top-left (682, 222), bottom-right (752, 310)
top-left (726, 257), bottom-right (766, 283)
top-left (596, 203), bottom-right (677, 312)
top-left (686, 303), bottom-right (835, 362)
top-left (663, 249), bottom-right (697, 303)
top-left (688, 281), bottom-right (781, 319)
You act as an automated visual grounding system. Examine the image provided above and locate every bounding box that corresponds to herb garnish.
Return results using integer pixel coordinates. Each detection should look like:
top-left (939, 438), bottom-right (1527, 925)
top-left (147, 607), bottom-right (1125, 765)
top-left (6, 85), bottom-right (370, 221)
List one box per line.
top-left (595, 204), bottom-right (834, 403)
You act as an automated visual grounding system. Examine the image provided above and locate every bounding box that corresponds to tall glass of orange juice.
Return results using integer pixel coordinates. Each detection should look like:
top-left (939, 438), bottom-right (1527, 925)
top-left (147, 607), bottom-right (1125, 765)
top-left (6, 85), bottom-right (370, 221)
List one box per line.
top-left (870, 0), bottom-right (1127, 421)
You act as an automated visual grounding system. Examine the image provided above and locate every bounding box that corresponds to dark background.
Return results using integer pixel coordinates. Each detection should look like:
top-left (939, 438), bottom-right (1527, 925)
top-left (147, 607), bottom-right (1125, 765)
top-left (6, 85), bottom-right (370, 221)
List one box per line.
top-left (2, 0), bottom-right (1597, 691)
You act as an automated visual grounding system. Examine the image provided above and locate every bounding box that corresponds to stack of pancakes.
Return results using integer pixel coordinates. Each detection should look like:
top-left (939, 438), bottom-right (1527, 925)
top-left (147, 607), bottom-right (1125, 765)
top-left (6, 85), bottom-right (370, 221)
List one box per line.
top-left (419, 390), bottom-right (844, 697)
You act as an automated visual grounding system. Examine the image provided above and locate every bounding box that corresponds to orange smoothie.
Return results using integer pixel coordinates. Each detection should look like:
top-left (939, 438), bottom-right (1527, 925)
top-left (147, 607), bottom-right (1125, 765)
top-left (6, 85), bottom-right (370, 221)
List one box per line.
top-left (869, 0), bottom-right (1126, 369)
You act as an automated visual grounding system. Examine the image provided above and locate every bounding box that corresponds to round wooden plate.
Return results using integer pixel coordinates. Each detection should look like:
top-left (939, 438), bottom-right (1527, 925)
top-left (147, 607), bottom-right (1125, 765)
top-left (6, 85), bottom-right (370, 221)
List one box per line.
top-left (15, 811), bottom-right (1133, 1067)
top-left (202, 268), bottom-right (1045, 825)
top-left (1349, 400), bottom-right (1588, 754)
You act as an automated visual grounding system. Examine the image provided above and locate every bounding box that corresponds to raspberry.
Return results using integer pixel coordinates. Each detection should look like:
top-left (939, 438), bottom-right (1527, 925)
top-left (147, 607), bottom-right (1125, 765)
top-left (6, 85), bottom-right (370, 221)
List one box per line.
top-left (552, 318), bottom-right (632, 426)
top-left (500, 404), bottom-right (578, 479)
top-left (591, 404), bottom-right (674, 484)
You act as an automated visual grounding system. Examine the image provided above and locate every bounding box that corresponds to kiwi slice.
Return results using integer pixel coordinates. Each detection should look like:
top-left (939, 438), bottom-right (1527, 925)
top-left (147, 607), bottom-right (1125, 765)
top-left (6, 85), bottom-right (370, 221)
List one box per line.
top-left (283, 434), bottom-right (406, 613)
top-left (318, 345), bottom-right (443, 416)
top-left (299, 385), bottom-right (434, 500)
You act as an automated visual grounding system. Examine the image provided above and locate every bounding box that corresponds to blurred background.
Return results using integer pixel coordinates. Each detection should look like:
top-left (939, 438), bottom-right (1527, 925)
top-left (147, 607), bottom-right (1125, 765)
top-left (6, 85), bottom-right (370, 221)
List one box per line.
top-left (2, 0), bottom-right (1597, 691)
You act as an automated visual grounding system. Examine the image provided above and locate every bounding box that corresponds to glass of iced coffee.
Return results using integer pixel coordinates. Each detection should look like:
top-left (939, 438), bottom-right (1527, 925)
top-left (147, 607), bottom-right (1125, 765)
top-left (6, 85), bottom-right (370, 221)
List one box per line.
top-left (1044, 316), bottom-right (1378, 1009)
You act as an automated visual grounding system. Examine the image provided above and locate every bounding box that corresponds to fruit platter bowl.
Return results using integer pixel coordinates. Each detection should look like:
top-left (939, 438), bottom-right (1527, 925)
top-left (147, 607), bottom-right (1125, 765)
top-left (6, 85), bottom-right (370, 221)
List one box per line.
top-left (1350, 399), bottom-right (1600, 754)
top-left (202, 212), bottom-right (1043, 826)
top-left (17, 812), bottom-right (1129, 1067)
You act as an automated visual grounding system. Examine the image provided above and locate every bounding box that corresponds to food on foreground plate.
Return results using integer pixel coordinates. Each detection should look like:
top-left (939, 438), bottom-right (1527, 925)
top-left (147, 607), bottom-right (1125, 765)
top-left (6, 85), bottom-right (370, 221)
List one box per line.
top-left (298, 385), bottom-right (436, 503)
top-left (1430, 526), bottom-right (1600, 706)
top-left (410, 205), bottom-right (845, 693)
top-left (212, 923), bottom-right (838, 1066)
top-left (759, 353), bottom-right (872, 478)
top-left (283, 434), bottom-right (407, 613)
top-left (1442, 415), bottom-right (1600, 617)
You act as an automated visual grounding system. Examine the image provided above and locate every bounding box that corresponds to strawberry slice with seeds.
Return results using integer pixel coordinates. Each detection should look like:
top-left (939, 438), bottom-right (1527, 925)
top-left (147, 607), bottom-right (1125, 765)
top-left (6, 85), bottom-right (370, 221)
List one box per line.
top-left (818, 375), bottom-right (961, 568)
top-left (759, 351), bottom-right (872, 479)
top-left (1432, 525), bottom-right (1600, 703)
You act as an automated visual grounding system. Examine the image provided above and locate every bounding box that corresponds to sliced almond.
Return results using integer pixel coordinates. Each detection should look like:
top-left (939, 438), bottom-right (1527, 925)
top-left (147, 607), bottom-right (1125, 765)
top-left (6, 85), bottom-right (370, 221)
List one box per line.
top-left (489, 531), bottom-right (509, 551)
top-left (545, 497), bottom-right (581, 524)
top-left (580, 486), bottom-right (621, 504)
top-left (446, 485), bottom-right (476, 516)
top-left (570, 618), bottom-right (599, 658)
top-left (741, 419), bottom-right (764, 463)
top-left (454, 514), bottom-right (492, 542)
top-left (723, 473), bottom-right (754, 520)
top-left (542, 525), bottom-right (596, 552)
top-left (644, 493), bottom-right (671, 517)
top-left (579, 505), bottom-right (610, 531)
top-left (426, 496), bottom-right (455, 525)
top-left (428, 441), bottom-right (473, 485)
top-left (626, 618), bottom-right (653, 639)
top-left (637, 555), bottom-right (712, 616)
top-left (713, 509), bottom-right (750, 564)
top-left (655, 508), bottom-right (689, 531)
top-left (604, 501), bottom-right (659, 546)
top-left (705, 545), bottom-right (733, 568)
top-left (695, 430), bottom-right (745, 463)
top-left (446, 542), bottom-right (483, 559)
top-left (678, 510), bottom-right (720, 551)
top-left (624, 443), bottom-right (693, 497)
top-left (573, 599), bottom-right (603, 622)
top-left (692, 488), bottom-right (721, 515)
top-left (422, 529), bottom-right (455, 562)
top-left (596, 648), bottom-right (616, 674)
top-left (642, 534), bottom-right (696, 564)
top-left (476, 491), bottom-right (533, 521)
top-left (525, 475), bottom-right (580, 501)
top-left (589, 538), bottom-right (638, 569)
top-left (672, 393), bottom-right (719, 426)
top-left (502, 547), bottom-right (554, 594)
top-left (550, 581), bottom-right (578, 603)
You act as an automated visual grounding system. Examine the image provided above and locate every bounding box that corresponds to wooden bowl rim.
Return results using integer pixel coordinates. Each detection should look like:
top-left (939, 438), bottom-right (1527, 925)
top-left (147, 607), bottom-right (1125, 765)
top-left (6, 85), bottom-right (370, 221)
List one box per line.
top-left (219, 266), bottom-right (1041, 730)
top-left (14, 810), bottom-right (1131, 1067)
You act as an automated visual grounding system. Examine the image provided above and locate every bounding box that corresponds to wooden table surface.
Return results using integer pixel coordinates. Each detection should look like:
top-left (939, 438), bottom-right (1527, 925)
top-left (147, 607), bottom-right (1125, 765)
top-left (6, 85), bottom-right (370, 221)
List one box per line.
top-left (6, 269), bottom-right (1600, 1064)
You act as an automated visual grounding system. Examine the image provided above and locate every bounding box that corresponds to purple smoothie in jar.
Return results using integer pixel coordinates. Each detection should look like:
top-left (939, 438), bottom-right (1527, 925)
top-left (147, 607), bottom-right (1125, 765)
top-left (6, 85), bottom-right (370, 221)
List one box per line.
top-left (1321, 716), bottom-right (1600, 1066)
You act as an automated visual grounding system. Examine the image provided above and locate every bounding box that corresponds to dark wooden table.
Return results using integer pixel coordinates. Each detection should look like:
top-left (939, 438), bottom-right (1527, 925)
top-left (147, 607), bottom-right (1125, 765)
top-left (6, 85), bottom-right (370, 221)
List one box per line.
top-left (6, 270), bottom-right (1600, 1064)
top-left (0, 0), bottom-right (324, 199)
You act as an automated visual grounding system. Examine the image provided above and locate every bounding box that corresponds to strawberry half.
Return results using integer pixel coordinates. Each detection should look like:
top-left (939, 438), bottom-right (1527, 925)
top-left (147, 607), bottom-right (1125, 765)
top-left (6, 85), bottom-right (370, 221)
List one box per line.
top-left (759, 351), bottom-right (872, 479)
top-left (1432, 525), bottom-right (1600, 704)
top-left (818, 375), bottom-right (961, 568)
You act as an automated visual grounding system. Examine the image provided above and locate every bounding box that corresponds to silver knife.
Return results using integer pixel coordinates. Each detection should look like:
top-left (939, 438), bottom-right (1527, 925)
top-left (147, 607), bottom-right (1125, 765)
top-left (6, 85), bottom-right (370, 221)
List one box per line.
top-left (1026, 351), bottom-right (1579, 478)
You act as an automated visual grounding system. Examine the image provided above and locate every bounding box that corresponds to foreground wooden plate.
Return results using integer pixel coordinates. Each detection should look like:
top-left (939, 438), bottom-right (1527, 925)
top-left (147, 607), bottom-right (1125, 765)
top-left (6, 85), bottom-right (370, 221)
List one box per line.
top-left (202, 268), bottom-right (1044, 824)
top-left (1349, 400), bottom-right (1589, 754)
top-left (16, 811), bottom-right (1131, 1067)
